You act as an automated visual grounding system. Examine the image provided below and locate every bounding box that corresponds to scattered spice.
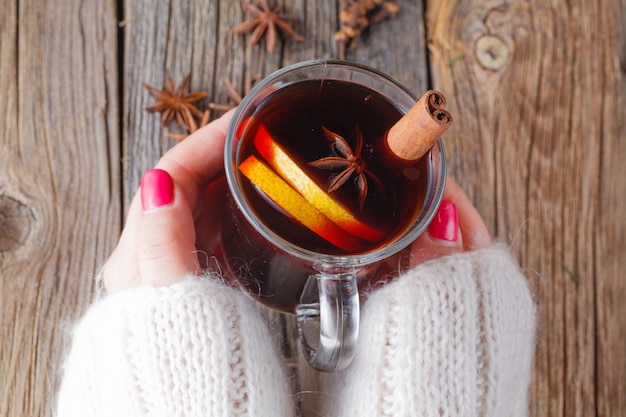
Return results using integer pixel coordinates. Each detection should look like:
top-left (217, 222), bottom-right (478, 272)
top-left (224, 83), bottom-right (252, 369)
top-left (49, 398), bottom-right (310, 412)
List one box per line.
top-left (209, 73), bottom-right (262, 113)
top-left (143, 73), bottom-right (209, 141)
top-left (143, 72), bottom-right (264, 141)
top-left (309, 125), bottom-right (384, 212)
top-left (143, 72), bottom-right (207, 131)
top-left (230, 0), bottom-right (304, 53)
top-left (335, 0), bottom-right (399, 59)
top-left (167, 109), bottom-right (211, 142)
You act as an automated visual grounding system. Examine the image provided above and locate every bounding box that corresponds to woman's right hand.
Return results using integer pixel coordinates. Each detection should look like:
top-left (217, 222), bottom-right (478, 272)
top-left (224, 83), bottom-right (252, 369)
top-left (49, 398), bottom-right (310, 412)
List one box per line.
top-left (409, 176), bottom-right (492, 266)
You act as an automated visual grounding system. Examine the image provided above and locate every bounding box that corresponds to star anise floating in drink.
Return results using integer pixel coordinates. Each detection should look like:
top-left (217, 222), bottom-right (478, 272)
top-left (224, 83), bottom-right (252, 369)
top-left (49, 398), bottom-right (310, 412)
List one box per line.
top-left (143, 73), bottom-right (210, 141)
top-left (309, 126), bottom-right (385, 212)
top-left (231, 0), bottom-right (304, 53)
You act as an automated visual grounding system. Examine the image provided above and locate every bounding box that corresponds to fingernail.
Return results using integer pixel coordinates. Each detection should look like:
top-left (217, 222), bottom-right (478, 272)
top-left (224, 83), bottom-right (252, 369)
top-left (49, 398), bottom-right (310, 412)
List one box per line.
top-left (141, 169), bottom-right (174, 211)
top-left (428, 200), bottom-right (459, 242)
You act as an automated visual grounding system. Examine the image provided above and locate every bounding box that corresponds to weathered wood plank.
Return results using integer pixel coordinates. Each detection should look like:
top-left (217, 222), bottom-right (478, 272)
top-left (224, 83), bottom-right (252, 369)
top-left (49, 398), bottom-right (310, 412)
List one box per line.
top-left (427, 0), bottom-right (626, 416)
top-left (594, 1), bottom-right (626, 413)
top-left (121, 0), bottom-right (176, 187)
top-left (0, 1), bottom-right (121, 416)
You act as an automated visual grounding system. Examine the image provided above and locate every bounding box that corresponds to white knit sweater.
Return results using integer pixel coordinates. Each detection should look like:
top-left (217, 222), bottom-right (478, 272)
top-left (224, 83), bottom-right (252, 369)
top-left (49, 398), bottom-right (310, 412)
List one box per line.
top-left (55, 276), bottom-right (295, 417)
top-left (56, 246), bottom-right (535, 417)
top-left (317, 246), bottom-right (536, 417)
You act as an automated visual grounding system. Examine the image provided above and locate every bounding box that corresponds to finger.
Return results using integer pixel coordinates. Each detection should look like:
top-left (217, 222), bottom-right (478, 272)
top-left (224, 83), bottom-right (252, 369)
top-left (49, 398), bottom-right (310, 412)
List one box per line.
top-left (443, 177), bottom-right (492, 251)
top-left (409, 199), bottom-right (463, 266)
top-left (409, 177), bottom-right (492, 266)
top-left (102, 193), bottom-right (143, 292)
top-left (137, 169), bottom-right (199, 286)
top-left (154, 109), bottom-right (234, 213)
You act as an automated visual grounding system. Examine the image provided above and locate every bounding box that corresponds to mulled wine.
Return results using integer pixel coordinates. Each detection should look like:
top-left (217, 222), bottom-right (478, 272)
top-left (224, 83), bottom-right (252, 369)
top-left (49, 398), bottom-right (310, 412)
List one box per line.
top-left (235, 79), bottom-right (428, 255)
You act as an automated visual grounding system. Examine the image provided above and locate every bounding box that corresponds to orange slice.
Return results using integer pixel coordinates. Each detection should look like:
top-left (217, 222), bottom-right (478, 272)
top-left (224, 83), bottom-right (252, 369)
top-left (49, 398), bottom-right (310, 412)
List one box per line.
top-left (253, 124), bottom-right (385, 242)
top-left (239, 155), bottom-right (366, 252)
top-left (235, 115), bottom-right (254, 139)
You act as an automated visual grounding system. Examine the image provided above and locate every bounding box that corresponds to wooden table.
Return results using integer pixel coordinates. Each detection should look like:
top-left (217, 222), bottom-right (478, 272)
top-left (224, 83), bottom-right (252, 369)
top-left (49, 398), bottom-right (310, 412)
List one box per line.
top-left (1, 1), bottom-right (624, 415)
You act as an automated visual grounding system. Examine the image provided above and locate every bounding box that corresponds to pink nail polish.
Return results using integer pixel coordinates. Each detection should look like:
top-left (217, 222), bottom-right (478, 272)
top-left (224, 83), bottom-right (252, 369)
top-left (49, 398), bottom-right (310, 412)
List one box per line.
top-left (141, 169), bottom-right (174, 211)
top-left (428, 200), bottom-right (459, 242)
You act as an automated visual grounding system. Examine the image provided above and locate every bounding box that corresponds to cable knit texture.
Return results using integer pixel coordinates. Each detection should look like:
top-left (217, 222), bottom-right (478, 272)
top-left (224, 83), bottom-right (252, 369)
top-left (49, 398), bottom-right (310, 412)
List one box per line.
top-left (55, 275), bottom-right (295, 417)
top-left (320, 245), bottom-right (536, 417)
top-left (56, 247), bottom-right (535, 417)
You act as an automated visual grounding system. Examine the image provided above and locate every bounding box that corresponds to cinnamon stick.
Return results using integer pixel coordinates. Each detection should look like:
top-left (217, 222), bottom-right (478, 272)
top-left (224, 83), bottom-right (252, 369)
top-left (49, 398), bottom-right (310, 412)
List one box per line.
top-left (386, 90), bottom-right (452, 161)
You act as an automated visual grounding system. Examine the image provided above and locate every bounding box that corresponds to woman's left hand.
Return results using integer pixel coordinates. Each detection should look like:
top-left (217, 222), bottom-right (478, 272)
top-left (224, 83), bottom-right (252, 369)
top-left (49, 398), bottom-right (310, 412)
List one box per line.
top-left (102, 110), bottom-right (234, 293)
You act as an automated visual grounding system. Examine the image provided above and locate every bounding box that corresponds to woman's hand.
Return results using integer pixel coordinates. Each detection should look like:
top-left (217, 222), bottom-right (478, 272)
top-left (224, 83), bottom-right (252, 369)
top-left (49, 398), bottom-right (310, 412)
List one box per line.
top-left (102, 110), bottom-right (234, 292)
top-left (409, 177), bottom-right (492, 266)
top-left (103, 106), bottom-right (491, 293)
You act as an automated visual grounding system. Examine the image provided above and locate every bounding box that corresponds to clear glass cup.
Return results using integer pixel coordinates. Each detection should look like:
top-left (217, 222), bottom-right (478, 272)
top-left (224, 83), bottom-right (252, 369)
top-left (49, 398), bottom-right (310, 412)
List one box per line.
top-left (221, 60), bottom-right (446, 371)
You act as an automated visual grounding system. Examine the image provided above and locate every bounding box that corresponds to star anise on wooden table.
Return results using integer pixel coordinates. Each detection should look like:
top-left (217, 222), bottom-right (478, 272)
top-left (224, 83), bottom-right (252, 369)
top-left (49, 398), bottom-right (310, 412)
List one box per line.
top-left (208, 73), bottom-right (261, 112)
top-left (230, 0), bottom-right (304, 53)
top-left (309, 125), bottom-right (385, 212)
top-left (143, 72), bottom-right (207, 129)
top-left (166, 108), bottom-right (211, 142)
top-left (335, 0), bottom-right (399, 59)
top-left (143, 72), bottom-right (209, 141)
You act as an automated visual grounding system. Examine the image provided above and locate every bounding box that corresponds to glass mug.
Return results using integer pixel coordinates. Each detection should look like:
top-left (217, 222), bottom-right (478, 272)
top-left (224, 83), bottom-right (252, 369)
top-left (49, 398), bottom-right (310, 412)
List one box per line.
top-left (221, 60), bottom-right (446, 372)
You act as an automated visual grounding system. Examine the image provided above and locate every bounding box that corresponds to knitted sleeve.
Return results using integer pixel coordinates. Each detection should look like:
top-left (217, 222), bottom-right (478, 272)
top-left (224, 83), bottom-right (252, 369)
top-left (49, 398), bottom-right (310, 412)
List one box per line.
top-left (55, 275), bottom-right (295, 417)
top-left (319, 245), bottom-right (537, 417)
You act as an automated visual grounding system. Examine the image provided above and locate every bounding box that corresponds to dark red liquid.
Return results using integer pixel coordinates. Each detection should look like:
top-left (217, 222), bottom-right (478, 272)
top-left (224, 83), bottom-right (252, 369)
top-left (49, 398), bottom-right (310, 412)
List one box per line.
top-left (237, 79), bottom-right (427, 255)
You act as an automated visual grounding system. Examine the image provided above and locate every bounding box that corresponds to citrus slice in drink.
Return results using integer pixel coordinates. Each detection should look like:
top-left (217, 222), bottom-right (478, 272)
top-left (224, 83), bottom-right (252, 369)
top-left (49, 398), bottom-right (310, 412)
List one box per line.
top-left (253, 124), bottom-right (385, 242)
top-left (239, 155), bottom-right (366, 252)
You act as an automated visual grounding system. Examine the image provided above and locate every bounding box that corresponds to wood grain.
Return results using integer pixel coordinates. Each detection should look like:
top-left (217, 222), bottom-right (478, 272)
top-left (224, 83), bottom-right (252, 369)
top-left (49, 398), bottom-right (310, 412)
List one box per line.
top-left (427, 0), bottom-right (626, 415)
top-left (1, 0), bottom-right (624, 416)
top-left (0, 1), bottom-right (121, 416)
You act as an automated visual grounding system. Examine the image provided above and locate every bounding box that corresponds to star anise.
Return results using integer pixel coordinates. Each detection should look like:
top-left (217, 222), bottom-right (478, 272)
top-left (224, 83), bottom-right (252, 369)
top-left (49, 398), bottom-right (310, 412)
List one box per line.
top-left (166, 109), bottom-right (211, 142)
top-left (143, 72), bottom-right (207, 131)
top-left (230, 0), bottom-right (304, 53)
top-left (335, 0), bottom-right (399, 59)
top-left (208, 73), bottom-right (261, 112)
top-left (309, 125), bottom-right (385, 212)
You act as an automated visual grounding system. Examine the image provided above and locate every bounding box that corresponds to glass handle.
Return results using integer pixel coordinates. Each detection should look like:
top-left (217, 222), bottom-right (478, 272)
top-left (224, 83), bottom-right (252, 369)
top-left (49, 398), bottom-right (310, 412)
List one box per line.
top-left (296, 273), bottom-right (359, 372)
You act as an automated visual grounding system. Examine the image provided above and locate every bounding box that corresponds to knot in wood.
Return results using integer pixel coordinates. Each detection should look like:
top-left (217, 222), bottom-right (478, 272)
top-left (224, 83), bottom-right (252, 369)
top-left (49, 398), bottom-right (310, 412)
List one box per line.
top-left (0, 193), bottom-right (34, 252)
top-left (475, 34), bottom-right (510, 71)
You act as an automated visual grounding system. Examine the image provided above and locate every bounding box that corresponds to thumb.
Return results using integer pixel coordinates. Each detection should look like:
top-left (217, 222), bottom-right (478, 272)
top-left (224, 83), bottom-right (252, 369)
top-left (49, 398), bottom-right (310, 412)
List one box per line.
top-left (410, 200), bottom-right (464, 266)
top-left (138, 169), bottom-right (199, 286)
